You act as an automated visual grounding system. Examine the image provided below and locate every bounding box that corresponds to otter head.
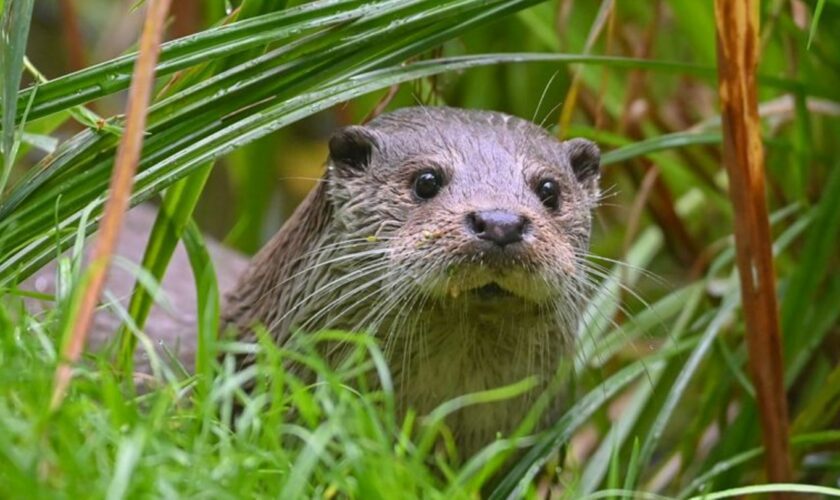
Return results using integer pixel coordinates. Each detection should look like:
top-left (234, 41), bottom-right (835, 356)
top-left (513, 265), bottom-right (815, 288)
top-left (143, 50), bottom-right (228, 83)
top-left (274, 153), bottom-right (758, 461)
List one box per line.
top-left (324, 107), bottom-right (600, 333)
top-left (225, 106), bottom-right (601, 450)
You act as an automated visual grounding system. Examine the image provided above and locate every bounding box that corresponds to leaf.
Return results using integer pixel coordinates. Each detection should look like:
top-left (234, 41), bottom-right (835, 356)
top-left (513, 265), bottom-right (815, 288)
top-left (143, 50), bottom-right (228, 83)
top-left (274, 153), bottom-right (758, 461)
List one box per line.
top-left (781, 159), bottom-right (840, 371)
top-left (601, 131), bottom-right (721, 166)
top-left (576, 284), bottom-right (704, 494)
top-left (678, 431), bottom-right (840, 499)
top-left (116, 0), bottom-right (283, 375)
top-left (488, 340), bottom-right (696, 499)
top-left (180, 219), bottom-right (220, 397)
top-left (0, 53), bottom-right (718, 283)
top-left (623, 292), bottom-right (738, 491)
top-left (11, 0), bottom-right (379, 122)
top-left (0, 0), bottom-right (35, 194)
top-left (115, 163), bottom-right (213, 371)
top-left (807, 0), bottom-right (826, 49)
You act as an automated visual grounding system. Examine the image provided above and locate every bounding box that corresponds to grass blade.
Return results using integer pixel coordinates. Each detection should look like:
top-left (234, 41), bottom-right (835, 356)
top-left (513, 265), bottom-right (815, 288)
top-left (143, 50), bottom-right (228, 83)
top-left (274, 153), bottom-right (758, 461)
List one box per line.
top-left (623, 292), bottom-right (738, 491)
top-left (807, 0), bottom-right (826, 49)
top-left (678, 431), bottom-right (840, 499)
top-left (488, 340), bottom-right (697, 499)
top-left (781, 160), bottom-right (840, 374)
top-left (116, 0), bottom-right (299, 374)
top-left (180, 220), bottom-right (220, 397)
top-left (0, 0), bottom-right (35, 194)
top-left (11, 0), bottom-right (371, 122)
top-left (686, 484), bottom-right (840, 499)
top-left (115, 163), bottom-right (213, 373)
top-left (0, 52), bottom-right (716, 287)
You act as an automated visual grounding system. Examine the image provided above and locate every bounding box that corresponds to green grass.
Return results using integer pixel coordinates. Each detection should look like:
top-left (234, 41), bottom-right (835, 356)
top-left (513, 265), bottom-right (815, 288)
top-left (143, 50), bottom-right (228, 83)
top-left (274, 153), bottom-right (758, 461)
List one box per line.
top-left (0, 305), bottom-right (448, 497)
top-left (1, 235), bottom-right (838, 498)
top-left (2, 0), bottom-right (840, 497)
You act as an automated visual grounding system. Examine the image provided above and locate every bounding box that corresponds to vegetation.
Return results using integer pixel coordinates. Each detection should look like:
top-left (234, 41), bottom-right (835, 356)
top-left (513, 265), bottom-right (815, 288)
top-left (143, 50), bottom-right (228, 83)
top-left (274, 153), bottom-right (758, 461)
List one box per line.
top-left (1, 0), bottom-right (839, 497)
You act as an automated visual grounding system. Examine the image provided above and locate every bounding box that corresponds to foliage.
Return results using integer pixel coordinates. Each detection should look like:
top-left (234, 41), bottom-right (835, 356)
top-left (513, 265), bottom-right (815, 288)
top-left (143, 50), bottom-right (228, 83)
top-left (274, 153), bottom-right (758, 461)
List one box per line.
top-left (1, 0), bottom-right (839, 497)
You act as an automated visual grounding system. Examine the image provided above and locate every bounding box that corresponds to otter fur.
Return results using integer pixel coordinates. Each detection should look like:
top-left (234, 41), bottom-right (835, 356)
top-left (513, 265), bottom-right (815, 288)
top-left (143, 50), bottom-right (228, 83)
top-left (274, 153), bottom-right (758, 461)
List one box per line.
top-left (223, 106), bottom-right (601, 454)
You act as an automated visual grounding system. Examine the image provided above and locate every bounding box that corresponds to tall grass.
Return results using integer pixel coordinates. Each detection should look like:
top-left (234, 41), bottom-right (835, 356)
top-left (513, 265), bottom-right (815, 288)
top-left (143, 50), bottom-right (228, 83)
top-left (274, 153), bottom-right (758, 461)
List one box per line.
top-left (1, 0), bottom-right (839, 497)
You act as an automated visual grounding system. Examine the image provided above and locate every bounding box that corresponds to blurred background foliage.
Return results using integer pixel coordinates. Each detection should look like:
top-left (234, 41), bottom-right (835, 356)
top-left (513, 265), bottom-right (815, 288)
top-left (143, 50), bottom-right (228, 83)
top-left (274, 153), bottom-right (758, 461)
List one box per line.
top-left (1, 0), bottom-right (840, 496)
top-left (17, 0), bottom-right (839, 276)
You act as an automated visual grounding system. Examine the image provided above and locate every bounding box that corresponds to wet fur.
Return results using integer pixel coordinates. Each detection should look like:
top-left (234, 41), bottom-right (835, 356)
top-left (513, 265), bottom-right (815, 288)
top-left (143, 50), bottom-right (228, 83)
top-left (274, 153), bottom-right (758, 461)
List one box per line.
top-left (223, 106), bottom-right (600, 455)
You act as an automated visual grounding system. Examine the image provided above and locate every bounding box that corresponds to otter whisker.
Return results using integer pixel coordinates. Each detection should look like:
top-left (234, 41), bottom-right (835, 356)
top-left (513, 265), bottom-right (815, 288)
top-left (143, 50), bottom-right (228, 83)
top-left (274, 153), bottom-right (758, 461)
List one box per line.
top-left (253, 247), bottom-right (392, 307)
top-left (331, 268), bottom-right (427, 375)
top-left (370, 278), bottom-right (419, 350)
top-left (267, 259), bottom-right (391, 334)
top-left (360, 276), bottom-right (423, 384)
top-left (390, 275), bottom-right (433, 371)
top-left (378, 263), bottom-right (438, 382)
top-left (574, 252), bottom-right (666, 286)
top-left (295, 263), bottom-right (410, 334)
top-left (567, 272), bottom-right (645, 369)
top-left (574, 260), bottom-right (655, 315)
top-left (321, 271), bottom-right (416, 365)
top-left (532, 70), bottom-right (561, 124)
top-left (574, 262), bottom-right (672, 362)
top-left (291, 237), bottom-right (391, 261)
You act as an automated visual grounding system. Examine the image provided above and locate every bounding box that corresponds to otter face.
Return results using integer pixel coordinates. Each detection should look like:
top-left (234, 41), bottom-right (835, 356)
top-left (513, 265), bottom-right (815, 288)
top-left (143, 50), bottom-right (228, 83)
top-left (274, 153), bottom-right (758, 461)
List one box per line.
top-left (262, 107), bottom-right (604, 451)
top-left (326, 107), bottom-right (600, 313)
top-left (225, 106), bottom-right (601, 452)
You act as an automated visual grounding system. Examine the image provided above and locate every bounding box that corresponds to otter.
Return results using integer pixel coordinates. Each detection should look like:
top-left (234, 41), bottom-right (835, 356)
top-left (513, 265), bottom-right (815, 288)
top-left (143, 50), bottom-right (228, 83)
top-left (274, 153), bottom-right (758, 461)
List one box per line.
top-left (222, 106), bottom-right (601, 454)
top-left (22, 106), bottom-right (599, 454)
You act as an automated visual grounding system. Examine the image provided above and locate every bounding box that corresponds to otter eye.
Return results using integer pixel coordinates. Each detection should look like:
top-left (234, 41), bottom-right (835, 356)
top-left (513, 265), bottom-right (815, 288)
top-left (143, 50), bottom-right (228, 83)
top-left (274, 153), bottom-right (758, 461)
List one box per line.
top-left (413, 170), bottom-right (443, 200)
top-left (536, 179), bottom-right (560, 209)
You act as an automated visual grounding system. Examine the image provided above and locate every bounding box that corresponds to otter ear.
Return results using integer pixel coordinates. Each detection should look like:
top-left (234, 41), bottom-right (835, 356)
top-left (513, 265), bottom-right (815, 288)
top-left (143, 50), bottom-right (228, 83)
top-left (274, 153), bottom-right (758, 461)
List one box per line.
top-left (565, 138), bottom-right (600, 186)
top-left (328, 125), bottom-right (378, 174)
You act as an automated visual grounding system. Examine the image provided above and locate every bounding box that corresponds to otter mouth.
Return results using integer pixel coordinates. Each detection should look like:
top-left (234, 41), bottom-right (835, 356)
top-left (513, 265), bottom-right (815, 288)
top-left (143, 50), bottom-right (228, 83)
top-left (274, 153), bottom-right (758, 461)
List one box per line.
top-left (441, 268), bottom-right (546, 303)
top-left (469, 282), bottom-right (517, 300)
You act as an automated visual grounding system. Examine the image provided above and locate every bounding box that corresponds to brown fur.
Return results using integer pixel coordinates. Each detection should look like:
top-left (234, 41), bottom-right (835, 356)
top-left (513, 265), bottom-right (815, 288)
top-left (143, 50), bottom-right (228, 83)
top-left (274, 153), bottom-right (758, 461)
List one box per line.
top-left (223, 106), bottom-right (601, 455)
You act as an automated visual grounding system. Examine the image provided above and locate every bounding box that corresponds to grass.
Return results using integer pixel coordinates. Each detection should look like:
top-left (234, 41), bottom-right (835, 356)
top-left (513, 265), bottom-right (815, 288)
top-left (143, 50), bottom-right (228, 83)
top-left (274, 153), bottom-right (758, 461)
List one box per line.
top-left (1, 0), bottom-right (840, 497)
top-left (0, 303), bottom-right (447, 497)
top-left (1, 242), bottom-right (837, 497)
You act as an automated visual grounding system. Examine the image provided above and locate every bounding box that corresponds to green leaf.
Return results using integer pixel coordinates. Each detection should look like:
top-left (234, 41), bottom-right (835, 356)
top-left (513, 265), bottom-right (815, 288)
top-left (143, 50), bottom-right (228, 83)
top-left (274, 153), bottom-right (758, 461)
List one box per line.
top-left (489, 339), bottom-right (696, 500)
top-left (1, 51), bottom-right (729, 285)
top-left (781, 160), bottom-right (840, 367)
top-left (181, 219), bottom-right (220, 397)
top-left (807, 0), bottom-right (826, 49)
top-left (11, 0), bottom-right (379, 122)
top-left (116, 0), bottom-right (285, 378)
top-left (623, 292), bottom-right (739, 491)
top-left (678, 431), bottom-right (840, 499)
top-left (601, 131), bottom-right (722, 166)
top-left (115, 163), bottom-right (213, 372)
top-left (0, 0), bottom-right (34, 194)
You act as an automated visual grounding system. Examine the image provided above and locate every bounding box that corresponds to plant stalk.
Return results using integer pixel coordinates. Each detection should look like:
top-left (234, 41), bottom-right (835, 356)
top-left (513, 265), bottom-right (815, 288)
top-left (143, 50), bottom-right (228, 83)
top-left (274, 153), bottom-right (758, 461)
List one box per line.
top-left (49, 0), bottom-right (172, 411)
top-left (713, 0), bottom-right (792, 492)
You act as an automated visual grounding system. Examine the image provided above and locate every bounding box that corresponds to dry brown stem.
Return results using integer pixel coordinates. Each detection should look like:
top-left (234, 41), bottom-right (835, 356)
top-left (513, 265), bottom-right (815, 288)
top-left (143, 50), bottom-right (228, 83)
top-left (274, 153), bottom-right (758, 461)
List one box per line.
top-left (713, 0), bottom-right (793, 492)
top-left (57, 0), bottom-right (86, 72)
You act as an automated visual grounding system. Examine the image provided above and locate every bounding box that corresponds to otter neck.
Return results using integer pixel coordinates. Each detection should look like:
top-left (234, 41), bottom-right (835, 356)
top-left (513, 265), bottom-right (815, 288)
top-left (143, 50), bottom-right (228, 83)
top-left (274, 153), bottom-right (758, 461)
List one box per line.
top-left (222, 181), bottom-right (335, 341)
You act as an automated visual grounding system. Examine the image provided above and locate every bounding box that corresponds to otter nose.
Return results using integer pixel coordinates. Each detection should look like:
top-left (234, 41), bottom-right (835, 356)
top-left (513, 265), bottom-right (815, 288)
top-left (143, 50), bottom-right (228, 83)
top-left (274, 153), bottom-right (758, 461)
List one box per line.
top-left (466, 210), bottom-right (529, 246)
